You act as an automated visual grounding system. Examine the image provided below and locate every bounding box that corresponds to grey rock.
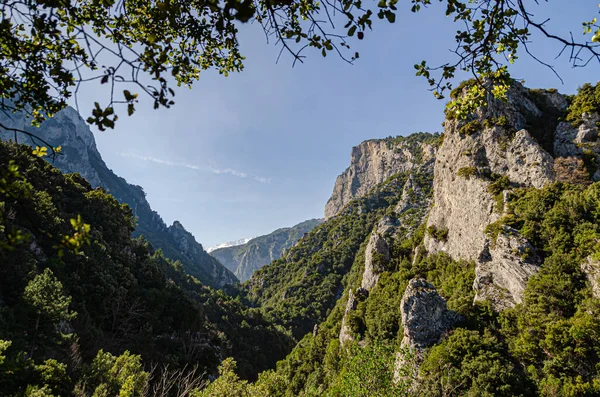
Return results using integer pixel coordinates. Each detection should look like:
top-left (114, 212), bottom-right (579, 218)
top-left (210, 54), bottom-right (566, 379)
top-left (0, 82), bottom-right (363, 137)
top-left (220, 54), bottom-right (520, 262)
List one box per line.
top-left (339, 289), bottom-right (359, 345)
top-left (423, 83), bottom-right (576, 309)
top-left (554, 112), bottom-right (600, 181)
top-left (473, 227), bottom-right (540, 310)
top-left (400, 278), bottom-right (458, 350)
top-left (582, 256), bottom-right (600, 299)
top-left (325, 138), bottom-right (438, 219)
top-left (211, 219), bottom-right (323, 282)
top-left (361, 232), bottom-right (390, 291)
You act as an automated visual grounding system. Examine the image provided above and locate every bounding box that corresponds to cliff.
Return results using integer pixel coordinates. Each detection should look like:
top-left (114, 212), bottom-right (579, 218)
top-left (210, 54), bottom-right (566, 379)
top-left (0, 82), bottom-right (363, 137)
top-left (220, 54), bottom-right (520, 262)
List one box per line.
top-left (424, 81), bottom-right (598, 309)
top-left (324, 133), bottom-right (438, 219)
top-left (0, 107), bottom-right (237, 288)
top-left (211, 219), bottom-right (323, 282)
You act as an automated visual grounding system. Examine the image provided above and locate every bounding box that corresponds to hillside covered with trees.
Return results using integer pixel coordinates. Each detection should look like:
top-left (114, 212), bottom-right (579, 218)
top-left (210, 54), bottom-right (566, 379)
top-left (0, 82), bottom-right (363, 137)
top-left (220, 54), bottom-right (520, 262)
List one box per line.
top-left (0, 141), bottom-right (293, 395)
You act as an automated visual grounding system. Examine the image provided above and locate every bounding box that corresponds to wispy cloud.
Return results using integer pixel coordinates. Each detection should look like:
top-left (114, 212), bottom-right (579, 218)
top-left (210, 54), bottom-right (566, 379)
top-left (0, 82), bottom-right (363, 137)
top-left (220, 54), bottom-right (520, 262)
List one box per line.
top-left (119, 153), bottom-right (272, 184)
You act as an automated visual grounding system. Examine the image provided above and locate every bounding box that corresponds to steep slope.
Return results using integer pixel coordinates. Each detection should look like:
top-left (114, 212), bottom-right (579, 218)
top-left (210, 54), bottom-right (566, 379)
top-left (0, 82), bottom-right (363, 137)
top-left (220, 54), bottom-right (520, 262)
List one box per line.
top-left (211, 219), bottom-right (323, 282)
top-left (0, 141), bottom-right (293, 396)
top-left (0, 107), bottom-right (237, 288)
top-left (324, 133), bottom-right (438, 219)
top-left (424, 81), bottom-right (599, 309)
top-left (211, 82), bottom-right (600, 397)
top-left (243, 133), bottom-right (440, 339)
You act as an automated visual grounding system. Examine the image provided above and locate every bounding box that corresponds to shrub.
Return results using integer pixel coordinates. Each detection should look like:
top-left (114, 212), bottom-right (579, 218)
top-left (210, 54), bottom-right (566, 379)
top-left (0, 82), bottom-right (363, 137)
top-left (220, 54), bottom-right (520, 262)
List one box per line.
top-left (427, 225), bottom-right (449, 242)
top-left (460, 120), bottom-right (482, 136)
top-left (566, 82), bottom-right (600, 126)
top-left (553, 157), bottom-right (591, 185)
top-left (457, 167), bottom-right (478, 179)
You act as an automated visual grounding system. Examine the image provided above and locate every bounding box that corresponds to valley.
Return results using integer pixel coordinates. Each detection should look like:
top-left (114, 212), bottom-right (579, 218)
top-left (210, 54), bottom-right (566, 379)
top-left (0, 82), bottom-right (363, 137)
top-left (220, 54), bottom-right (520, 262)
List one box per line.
top-left (1, 80), bottom-right (600, 396)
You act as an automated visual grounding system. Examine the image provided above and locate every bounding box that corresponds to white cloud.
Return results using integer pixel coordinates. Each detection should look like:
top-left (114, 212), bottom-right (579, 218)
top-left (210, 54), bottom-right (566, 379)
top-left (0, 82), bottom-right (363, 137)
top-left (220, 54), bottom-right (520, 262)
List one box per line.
top-left (119, 152), bottom-right (271, 184)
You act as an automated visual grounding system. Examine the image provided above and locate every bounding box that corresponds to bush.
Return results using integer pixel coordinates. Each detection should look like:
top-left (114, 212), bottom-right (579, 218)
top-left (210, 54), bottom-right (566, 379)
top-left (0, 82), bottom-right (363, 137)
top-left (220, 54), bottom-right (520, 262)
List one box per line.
top-left (427, 225), bottom-right (449, 242)
top-left (457, 166), bottom-right (478, 179)
top-left (459, 120), bottom-right (482, 136)
top-left (554, 157), bottom-right (591, 185)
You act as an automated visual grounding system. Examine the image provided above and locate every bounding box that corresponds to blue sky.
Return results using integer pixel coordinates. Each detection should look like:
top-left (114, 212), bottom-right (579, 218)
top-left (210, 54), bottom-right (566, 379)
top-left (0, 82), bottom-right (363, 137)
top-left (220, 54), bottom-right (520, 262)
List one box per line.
top-left (74, 2), bottom-right (599, 248)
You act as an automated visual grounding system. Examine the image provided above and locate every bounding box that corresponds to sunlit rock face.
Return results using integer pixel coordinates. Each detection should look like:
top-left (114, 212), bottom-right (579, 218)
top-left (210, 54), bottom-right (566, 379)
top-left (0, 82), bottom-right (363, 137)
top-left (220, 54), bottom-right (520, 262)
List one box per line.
top-left (422, 82), bottom-right (595, 309)
top-left (325, 137), bottom-right (437, 220)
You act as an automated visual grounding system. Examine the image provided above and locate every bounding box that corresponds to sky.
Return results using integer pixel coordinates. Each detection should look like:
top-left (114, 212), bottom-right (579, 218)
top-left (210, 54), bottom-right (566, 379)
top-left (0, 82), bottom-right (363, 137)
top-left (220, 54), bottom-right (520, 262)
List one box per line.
top-left (72, 2), bottom-right (600, 248)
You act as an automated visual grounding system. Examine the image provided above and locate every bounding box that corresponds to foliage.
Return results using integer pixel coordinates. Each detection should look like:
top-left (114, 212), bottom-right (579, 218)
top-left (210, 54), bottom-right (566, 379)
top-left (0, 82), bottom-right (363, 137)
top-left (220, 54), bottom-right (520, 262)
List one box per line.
top-left (418, 329), bottom-right (531, 397)
top-left (0, 0), bottom-right (598, 151)
top-left (554, 157), bottom-right (592, 186)
top-left (244, 168), bottom-right (432, 339)
top-left (457, 166), bottom-right (478, 179)
top-left (566, 82), bottom-right (600, 127)
top-left (326, 342), bottom-right (410, 397)
top-left (427, 225), bottom-right (448, 242)
top-left (0, 140), bottom-right (293, 395)
top-left (459, 120), bottom-right (482, 136)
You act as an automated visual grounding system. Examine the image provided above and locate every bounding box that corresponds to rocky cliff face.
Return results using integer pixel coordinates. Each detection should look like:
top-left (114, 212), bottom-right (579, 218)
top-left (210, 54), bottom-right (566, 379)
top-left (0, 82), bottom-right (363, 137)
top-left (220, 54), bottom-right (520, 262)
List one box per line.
top-left (211, 219), bottom-right (322, 282)
top-left (424, 82), bottom-right (597, 309)
top-left (324, 133), bottom-right (438, 219)
top-left (0, 107), bottom-right (237, 288)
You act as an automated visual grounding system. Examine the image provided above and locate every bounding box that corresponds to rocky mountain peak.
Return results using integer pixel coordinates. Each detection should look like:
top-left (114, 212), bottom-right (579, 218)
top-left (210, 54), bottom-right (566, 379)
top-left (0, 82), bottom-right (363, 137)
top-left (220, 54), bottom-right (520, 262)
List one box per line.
top-left (324, 133), bottom-right (440, 219)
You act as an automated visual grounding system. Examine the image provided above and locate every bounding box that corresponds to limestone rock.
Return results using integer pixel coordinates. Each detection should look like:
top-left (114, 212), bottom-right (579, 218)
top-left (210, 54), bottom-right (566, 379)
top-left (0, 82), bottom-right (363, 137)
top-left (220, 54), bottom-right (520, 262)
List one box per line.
top-left (339, 289), bottom-right (359, 345)
top-left (423, 83), bottom-right (574, 309)
top-left (400, 278), bottom-right (458, 350)
top-left (325, 136), bottom-right (438, 219)
top-left (473, 227), bottom-right (540, 310)
top-left (582, 256), bottom-right (600, 299)
top-left (554, 112), bottom-right (600, 181)
top-left (361, 232), bottom-right (390, 291)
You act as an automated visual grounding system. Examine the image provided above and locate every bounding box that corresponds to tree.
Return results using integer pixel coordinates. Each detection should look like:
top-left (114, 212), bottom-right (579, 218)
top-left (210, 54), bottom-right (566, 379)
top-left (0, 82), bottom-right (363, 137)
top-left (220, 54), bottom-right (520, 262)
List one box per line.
top-left (0, 1), bottom-right (599, 152)
top-left (23, 268), bottom-right (77, 356)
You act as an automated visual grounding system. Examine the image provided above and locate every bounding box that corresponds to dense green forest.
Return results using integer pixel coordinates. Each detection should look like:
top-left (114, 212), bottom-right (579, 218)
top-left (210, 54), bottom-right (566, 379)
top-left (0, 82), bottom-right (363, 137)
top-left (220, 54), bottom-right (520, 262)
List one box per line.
top-left (0, 142), bottom-right (293, 395)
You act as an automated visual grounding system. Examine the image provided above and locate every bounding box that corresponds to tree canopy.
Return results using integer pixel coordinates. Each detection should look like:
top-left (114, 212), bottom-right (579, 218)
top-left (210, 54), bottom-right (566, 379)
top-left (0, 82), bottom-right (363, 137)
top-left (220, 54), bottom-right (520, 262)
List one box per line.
top-left (0, 0), bottom-right (599, 150)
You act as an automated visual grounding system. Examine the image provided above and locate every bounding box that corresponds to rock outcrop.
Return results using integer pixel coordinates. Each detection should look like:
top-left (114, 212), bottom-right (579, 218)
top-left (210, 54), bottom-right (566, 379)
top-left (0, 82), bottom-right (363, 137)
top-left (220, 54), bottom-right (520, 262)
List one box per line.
top-left (554, 112), bottom-right (600, 181)
top-left (400, 278), bottom-right (458, 350)
top-left (474, 227), bottom-right (541, 310)
top-left (0, 107), bottom-right (237, 288)
top-left (211, 219), bottom-right (323, 282)
top-left (325, 134), bottom-right (438, 219)
top-left (423, 82), bottom-right (586, 309)
top-left (339, 289), bottom-right (359, 345)
top-left (582, 256), bottom-right (600, 299)
top-left (394, 278), bottom-right (458, 385)
top-left (361, 232), bottom-right (390, 291)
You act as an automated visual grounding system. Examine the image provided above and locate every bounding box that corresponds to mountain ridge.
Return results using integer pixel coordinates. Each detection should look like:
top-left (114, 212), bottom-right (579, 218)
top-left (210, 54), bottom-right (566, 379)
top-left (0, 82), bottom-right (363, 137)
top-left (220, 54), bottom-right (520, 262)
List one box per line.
top-left (0, 107), bottom-right (237, 288)
top-left (211, 218), bottom-right (323, 282)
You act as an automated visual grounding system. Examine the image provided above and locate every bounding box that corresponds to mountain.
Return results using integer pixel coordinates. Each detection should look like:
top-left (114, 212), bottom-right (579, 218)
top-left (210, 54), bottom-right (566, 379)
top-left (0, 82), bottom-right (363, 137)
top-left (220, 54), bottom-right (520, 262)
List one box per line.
top-left (243, 133), bottom-right (440, 338)
top-left (210, 219), bottom-right (324, 282)
top-left (4, 81), bottom-right (600, 396)
top-left (0, 141), bottom-right (293, 396)
top-left (324, 133), bottom-right (438, 219)
top-left (207, 237), bottom-right (254, 253)
top-left (217, 81), bottom-right (600, 396)
top-left (0, 107), bottom-right (237, 288)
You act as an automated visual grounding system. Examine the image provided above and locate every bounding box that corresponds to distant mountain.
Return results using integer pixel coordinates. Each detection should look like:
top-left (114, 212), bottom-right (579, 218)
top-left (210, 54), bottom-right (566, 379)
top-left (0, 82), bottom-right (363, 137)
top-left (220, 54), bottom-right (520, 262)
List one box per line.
top-left (211, 219), bottom-right (323, 282)
top-left (0, 107), bottom-right (237, 288)
top-left (207, 237), bottom-right (254, 253)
